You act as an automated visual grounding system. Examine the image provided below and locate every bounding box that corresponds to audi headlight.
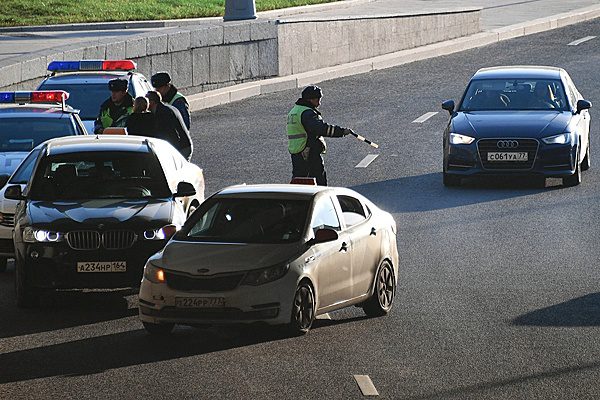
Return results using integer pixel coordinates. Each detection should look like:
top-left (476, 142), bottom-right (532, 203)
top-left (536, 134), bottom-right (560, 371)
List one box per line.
top-left (23, 227), bottom-right (64, 243)
top-left (449, 133), bottom-right (475, 145)
top-left (542, 132), bottom-right (571, 145)
top-left (144, 262), bottom-right (166, 284)
top-left (143, 224), bottom-right (179, 241)
top-left (242, 264), bottom-right (290, 286)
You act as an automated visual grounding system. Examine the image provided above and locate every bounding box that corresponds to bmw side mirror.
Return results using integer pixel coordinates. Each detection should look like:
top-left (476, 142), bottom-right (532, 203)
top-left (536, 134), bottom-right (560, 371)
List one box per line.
top-left (442, 100), bottom-right (455, 114)
top-left (0, 174), bottom-right (9, 189)
top-left (174, 181), bottom-right (196, 198)
top-left (4, 185), bottom-right (24, 201)
top-left (576, 99), bottom-right (592, 114)
top-left (307, 228), bottom-right (338, 246)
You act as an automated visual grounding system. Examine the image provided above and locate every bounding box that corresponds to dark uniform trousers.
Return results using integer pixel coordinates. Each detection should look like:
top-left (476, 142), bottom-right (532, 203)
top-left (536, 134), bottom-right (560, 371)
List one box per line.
top-left (291, 149), bottom-right (327, 186)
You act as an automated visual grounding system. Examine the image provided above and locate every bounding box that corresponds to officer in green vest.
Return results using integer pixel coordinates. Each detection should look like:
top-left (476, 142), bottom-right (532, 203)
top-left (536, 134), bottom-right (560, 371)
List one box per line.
top-left (151, 72), bottom-right (191, 130)
top-left (93, 78), bottom-right (133, 134)
top-left (287, 85), bottom-right (354, 186)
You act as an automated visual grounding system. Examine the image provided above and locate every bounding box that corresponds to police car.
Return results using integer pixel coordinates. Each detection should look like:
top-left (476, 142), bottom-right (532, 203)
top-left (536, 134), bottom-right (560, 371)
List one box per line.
top-left (0, 90), bottom-right (88, 272)
top-left (37, 60), bottom-right (153, 133)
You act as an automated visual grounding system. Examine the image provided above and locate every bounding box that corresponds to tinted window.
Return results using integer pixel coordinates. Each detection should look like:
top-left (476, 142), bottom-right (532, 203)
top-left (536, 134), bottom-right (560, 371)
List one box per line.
top-left (337, 195), bottom-right (367, 227)
top-left (28, 151), bottom-right (170, 200)
top-left (311, 197), bottom-right (341, 234)
top-left (0, 118), bottom-right (76, 152)
top-left (460, 79), bottom-right (569, 111)
top-left (9, 149), bottom-right (40, 184)
top-left (38, 83), bottom-right (112, 120)
top-left (182, 198), bottom-right (310, 244)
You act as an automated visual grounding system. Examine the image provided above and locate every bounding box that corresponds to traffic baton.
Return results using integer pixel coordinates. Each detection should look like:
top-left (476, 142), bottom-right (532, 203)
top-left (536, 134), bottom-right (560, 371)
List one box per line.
top-left (349, 131), bottom-right (379, 149)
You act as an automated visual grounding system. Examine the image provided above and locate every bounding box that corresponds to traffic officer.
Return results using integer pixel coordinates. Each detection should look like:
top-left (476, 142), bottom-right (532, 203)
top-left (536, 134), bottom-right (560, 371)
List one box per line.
top-left (145, 91), bottom-right (193, 161)
top-left (287, 85), bottom-right (353, 186)
top-left (151, 72), bottom-right (191, 130)
top-left (93, 78), bottom-right (133, 134)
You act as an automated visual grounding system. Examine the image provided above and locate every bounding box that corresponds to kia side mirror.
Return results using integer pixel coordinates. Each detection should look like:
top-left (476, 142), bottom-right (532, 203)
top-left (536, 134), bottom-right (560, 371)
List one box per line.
top-left (576, 99), bottom-right (592, 114)
top-left (4, 185), bottom-right (24, 201)
top-left (0, 174), bottom-right (9, 189)
top-left (442, 100), bottom-right (455, 114)
top-left (174, 181), bottom-right (196, 198)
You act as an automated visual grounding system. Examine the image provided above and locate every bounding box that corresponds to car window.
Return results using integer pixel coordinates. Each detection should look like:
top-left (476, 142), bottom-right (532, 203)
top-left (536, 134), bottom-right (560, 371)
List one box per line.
top-left (28, 151), bottom-right (171, 200)
top-left (9, 149), bottom-right (41, 184)
top-left (38, 83), bottom-right (109, 120)
top-left (182, 198), bottom-right (310, 244)
top-left (0, 117), bottom-right (77, 152)
top-left (311, 196), bottom-right (341, 234)
top-left (337, 195), bottom-right (367, 227)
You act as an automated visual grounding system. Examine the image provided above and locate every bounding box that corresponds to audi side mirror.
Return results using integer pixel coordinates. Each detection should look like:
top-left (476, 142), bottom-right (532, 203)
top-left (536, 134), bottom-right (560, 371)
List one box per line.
top-left (4, 185), bottom-right (24, 201)
top-left (576, 99), bottom-right (592, 114)
top-left (174, 181), bottom-right (196, 198)
top-left (442, 100), bottom-right (455, 114)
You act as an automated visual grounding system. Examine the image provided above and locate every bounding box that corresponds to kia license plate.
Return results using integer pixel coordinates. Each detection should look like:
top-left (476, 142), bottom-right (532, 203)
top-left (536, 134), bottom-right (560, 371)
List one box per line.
top-left (487, 152), bottom-right (528, 162)
top-left (77, 261), bottom-right (126, 273)
top-left (175, 297), bottom-right (225, 308)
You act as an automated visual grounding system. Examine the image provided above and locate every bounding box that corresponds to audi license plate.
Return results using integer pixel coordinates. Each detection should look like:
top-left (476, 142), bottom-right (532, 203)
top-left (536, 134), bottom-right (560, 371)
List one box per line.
top-left (487, 152), bottom-right (528, 162)
top-left (77, 261), bottom-right (126, 273)
top-left (175, 297), bottom-right (225, 308)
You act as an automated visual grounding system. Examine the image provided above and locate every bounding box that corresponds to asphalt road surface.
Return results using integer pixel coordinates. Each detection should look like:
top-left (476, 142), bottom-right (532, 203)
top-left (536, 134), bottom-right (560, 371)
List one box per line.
top-left (1, 19), bottom-right (600, 399)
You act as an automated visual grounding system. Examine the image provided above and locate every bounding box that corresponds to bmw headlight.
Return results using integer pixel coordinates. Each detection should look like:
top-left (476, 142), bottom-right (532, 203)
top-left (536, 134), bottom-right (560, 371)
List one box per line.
top-left (449, 133), bottom-right (475, 145)
top-left (542, 132), bottom-right (571, 145)
top-left (242, 264), bottom-right (290, 286)
top-left (23, 227), bottom-right (64, 243)
top-left (143, 224), bottom-right (179, 241)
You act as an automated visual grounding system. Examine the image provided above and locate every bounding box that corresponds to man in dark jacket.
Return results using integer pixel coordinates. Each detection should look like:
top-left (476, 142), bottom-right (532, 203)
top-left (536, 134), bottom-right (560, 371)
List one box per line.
top-left (94, 78), bottom-right (133, 134)
top-left (151, 72), bottom-right (191, 130)
top-left (126, 96), bottom-right (155, 136)
top-left (286, 85), bottom-right (353, 186)
top-left (145, 91), bottom-right (193, 160)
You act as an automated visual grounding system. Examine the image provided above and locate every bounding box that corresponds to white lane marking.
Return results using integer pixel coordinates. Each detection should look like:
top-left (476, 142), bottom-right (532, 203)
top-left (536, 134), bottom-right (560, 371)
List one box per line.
top-left (354, 375), bottom-right (379, 396)
top-left (355, 154), bottom-right (379, 168)
top-left (412, 111), bottom-right (438, 123)
top-left (316, 313), bottom-right (331, 320)
top-left (568, 36), bottom-right (596, 46)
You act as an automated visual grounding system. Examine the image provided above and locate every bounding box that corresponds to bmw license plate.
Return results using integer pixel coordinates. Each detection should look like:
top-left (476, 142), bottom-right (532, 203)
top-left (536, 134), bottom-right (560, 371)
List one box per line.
top-left (487, 152), bottom-right (528, 162)
top-left (175, 297), bottom-right (225, 308)
top-left (77, 261), bottom-right (126, 272)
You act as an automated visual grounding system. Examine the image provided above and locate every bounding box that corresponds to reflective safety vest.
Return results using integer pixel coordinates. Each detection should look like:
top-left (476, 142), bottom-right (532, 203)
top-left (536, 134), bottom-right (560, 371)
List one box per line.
top-left (287, 105), bottom-right (312, 154)
top-left (100, 105), bottom-right (133, 128)
top-left (168, 92), bottom-right (185, 106)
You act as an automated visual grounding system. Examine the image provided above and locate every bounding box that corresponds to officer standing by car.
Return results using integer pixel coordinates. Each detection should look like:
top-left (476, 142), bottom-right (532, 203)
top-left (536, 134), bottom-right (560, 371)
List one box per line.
top-left (287, 85), bottom-right (353, 186)
top-left (145, 91), bottom-right (193, 161)
top-left (93, 78), bottom-right (134, 134)
top-left (151, 72), bottom-right (191, 130)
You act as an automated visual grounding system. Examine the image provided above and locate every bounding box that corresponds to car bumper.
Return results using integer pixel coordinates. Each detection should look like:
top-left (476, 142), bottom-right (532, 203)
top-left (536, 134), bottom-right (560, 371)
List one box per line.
top-left (138, 270), bottom-right (298, 326)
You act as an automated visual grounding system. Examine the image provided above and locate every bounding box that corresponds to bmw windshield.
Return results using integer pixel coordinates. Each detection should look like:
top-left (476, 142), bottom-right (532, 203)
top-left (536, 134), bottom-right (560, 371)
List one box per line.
top-left (459, 79), bottom-right (569, 111)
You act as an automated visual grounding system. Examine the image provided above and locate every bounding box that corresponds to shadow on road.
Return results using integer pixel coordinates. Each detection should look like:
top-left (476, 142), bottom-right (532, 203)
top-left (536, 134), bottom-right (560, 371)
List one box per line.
top-left (350, 172), bottom-right (557, 213)
top-left (512, 293), bottom-right (600, 327)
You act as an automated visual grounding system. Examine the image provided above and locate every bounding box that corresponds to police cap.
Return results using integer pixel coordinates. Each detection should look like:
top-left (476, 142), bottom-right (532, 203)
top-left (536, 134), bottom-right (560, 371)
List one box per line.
top-left (151, 72), bottom-right (171, 88)
top-left (301, 85), bottom-right (322, 99)
top-left (108, 78), bottom-right (128, 92)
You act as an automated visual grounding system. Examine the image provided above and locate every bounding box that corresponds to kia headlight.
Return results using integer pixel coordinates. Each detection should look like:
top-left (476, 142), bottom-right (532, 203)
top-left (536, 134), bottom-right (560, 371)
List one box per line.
top-left (449, 133), bottom-right (475, 145)
top-left (144, 262), bottom-right (166, 284)
top-left (542, 132), bottom-right (571, 145)
top-left (23, 227), bottom-right (64, 243)
top-left (242, 264), bottom-right (290, 286)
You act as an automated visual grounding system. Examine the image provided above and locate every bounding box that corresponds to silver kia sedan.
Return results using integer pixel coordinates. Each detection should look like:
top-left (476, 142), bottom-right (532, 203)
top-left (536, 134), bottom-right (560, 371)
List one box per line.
top-left (139, 184), bottom-right (399, 335)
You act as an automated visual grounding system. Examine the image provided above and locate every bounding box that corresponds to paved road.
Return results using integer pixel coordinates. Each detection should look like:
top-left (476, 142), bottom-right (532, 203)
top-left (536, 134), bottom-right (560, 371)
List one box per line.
top-left (1, 18), bottom-right (600, 399)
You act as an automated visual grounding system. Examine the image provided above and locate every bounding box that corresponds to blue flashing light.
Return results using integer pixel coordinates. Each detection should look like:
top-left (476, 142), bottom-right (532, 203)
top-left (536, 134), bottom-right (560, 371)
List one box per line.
top-left (0, 92), bottom-right (15, 103)
top-left (47, 61), bottom-right (81, 72)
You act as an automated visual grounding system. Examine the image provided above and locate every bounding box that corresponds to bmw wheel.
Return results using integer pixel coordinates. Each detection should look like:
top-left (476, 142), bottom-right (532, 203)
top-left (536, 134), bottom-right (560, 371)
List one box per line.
top-left (289, 281), bottom-right (315, 335)
top-left (15, 259), bottom-right (39, 308)
top-left (363, 261), bottom-right (395, 317)
top-left (143, 321), bottom-right (175, 335)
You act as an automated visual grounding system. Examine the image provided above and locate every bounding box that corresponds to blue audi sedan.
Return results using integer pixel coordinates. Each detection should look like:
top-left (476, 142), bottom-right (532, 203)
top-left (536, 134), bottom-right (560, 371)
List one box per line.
top-left (442, 66), bottom-right (592, 187)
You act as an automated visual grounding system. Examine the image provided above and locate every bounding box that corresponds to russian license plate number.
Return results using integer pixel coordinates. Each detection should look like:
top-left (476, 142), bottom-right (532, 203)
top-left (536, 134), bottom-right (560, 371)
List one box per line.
top-left (175, 297), bottom-right (225, 308)
top-left (487, 152), bottom-right (528, 162)
top-left (76, 261), bottom-right (127, 273)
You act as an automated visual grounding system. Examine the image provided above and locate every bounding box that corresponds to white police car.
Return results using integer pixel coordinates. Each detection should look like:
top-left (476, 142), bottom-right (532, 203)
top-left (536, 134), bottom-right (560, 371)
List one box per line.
top-left (37, 60), bottom-right (153, 133)
top-left (0, 90), bottom-right (88, 272)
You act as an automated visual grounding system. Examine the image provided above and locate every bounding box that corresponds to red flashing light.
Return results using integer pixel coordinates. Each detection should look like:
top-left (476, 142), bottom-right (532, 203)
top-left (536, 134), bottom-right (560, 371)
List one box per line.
top-left (102, 60), bottom-right (136, 71)
top-left (31, 91), bottom-right (69, 103)
top-left (290, 177), bottom-right (317, 185)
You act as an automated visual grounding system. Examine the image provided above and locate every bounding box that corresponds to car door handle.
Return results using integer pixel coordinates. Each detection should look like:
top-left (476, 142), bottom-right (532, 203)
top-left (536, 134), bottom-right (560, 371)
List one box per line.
top-left (304, 255), bottom-right (316, 264)
top-left (340, 242), bottom-right (349, 252)
top-left (370, 227), bottom-right (377, 236)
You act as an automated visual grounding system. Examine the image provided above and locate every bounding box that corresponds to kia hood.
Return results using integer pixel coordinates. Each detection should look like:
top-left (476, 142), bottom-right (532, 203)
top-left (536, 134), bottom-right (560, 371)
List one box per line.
top-left (159, 241), bottom-right (306, 275)
top-left (0, 152), bottom-right (28, 176)
top-left (452, 111), bottom-right (572, 138)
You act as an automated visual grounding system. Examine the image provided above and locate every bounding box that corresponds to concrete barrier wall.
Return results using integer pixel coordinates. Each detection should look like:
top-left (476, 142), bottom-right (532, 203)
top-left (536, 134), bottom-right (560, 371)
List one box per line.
top-left (0, 9), bottom-right (480, 93)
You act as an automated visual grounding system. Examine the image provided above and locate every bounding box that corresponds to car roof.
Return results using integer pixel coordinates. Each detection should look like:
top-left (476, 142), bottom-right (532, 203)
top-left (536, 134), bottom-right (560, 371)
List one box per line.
top-left (0, 104), bottom-right (78, 117)
top-left (43, 135), bottom-right (152, 156)
top-left (40, 71), bottom-right (137, 85)
top-left (472, 66), bottom-right (564, 80)
top-left (216, 184), bottom-right (332, 198)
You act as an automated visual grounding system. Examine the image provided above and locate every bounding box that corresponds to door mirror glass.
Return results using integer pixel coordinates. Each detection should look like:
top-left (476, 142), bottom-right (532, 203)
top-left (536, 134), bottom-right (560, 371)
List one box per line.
top-left (174, 181), bottom-right (196, 198)
top-left (312, 228), bottom-right (338, 244)
top-left (442, 100), bottom-right (455, 113)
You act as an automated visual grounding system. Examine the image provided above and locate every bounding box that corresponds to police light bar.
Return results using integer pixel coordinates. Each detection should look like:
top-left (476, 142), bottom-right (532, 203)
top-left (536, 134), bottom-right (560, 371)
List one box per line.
top-left (0, 91), bottom-right (69, 104)
top-left (290, 177), bottom-right (317, 185)
top-left (47, 60), bottom-right (137, 72)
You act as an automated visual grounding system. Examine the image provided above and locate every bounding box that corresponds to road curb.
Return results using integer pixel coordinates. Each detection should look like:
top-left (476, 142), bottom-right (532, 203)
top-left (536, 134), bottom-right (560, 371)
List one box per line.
top-left (187, 3), bottom-right (600, 112)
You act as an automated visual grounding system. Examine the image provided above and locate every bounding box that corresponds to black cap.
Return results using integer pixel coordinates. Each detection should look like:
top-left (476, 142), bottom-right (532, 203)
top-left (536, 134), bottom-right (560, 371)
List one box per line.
top-left (301, 85), bottom-right (322, 99)
top-left (151, 72), bottom-right (171, 88)
top-left (108, 78), bottom-right (128, 92)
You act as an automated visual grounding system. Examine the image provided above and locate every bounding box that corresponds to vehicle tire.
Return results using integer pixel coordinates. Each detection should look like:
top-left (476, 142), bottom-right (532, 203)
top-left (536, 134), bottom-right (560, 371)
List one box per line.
top-left (143, 321), bottom-right (175, 335)
top-left (443, 172), bottom-right (461, 187)
top-left (0, 258), bottom-right (7, 273)
top-left (14, 259), bottom-right (39, 308)
top-left (363, 261), bottom-right (395, 317)
top-left (581, 143), bottom-right (590, 171)
top-left (288, 281), bottom-right (315, 335)
top-left (563, 157), bottom-right (582, 187)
